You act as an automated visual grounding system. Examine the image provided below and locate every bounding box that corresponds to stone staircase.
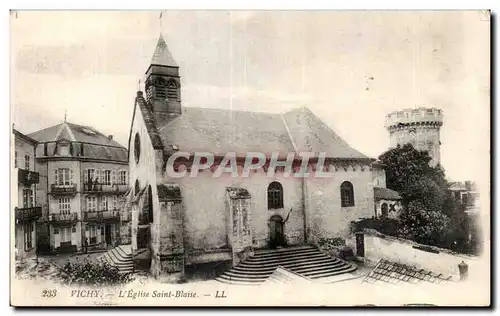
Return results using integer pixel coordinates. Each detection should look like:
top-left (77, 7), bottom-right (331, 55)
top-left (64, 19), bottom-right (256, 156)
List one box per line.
top-left (215, 245), bottom-right (357, 285)
top-left (99, 245), bottom-right (134, 274)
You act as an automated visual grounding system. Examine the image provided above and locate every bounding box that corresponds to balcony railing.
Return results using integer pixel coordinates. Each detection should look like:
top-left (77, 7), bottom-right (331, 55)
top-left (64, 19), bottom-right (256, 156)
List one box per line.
top-left (83, 210), bottom-right (120, 222)
top-left (18, 169), bottom-right (39, 186)
top-left (15, 206), bottom-right (42, 221)
top-left (48, 212), bottom-right (78, 223)
top-left (51, 184), bottom-right (77, 194)
top-left (83, 183), bottom-right (128, 194)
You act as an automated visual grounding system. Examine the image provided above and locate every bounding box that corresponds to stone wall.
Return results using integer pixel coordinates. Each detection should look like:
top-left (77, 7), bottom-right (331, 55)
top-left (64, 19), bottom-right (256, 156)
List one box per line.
top-left (170, 167), bottom-right (305, 254)
top-left (305, 166), bottom-right (375, 242)
top-left (128, 100), bottom-right (161, 254)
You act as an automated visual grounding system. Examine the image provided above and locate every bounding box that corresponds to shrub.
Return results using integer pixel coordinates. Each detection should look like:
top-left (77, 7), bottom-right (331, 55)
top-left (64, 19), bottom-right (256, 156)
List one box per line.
top-left (60, 260), bottom-right (134, 286)
top-left (351, 217), bottom-right (400, 237)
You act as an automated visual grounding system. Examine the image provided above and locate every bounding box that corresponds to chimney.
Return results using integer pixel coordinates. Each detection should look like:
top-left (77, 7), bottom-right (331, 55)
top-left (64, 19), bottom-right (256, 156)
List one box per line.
top-left (108, 135), bottom-right (113, 140)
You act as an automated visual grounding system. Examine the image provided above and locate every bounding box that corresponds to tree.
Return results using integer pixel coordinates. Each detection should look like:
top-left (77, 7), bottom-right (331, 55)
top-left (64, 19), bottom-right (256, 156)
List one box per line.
top-left (378, 144), bottom-right (480, 254)
top-left (378, 144), bottom-right (447, 207)
top-left (398, 200), bottom-right (450, 246)
top-left (378, 144), bottom-right (434, 195)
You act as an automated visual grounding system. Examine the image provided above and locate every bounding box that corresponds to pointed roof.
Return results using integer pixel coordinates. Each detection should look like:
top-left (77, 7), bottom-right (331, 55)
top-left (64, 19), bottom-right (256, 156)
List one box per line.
top-left (132, 92), bottom-right (371, 161)
top-left (150, 33), bottom-right (178, 67)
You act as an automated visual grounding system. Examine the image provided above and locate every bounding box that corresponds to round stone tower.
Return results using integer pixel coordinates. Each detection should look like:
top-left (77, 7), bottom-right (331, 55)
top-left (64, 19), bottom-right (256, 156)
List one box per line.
top-left (385, 107), bottom-right (443, 167)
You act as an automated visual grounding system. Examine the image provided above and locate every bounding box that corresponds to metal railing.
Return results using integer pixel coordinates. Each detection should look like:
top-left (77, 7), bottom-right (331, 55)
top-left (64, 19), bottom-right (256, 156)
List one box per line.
top-left (83, 183), bottom-right (128, 193)
top-left (15, 206), bottom-right (42, 221)
top-left (51, 183), bottom-right (77, 194)
top-left (18, 169), bottom-right (39, 185)
top-left (83, 210), bottom-right (120, 221)
top-left (48, 212), bottom-right (78, 222)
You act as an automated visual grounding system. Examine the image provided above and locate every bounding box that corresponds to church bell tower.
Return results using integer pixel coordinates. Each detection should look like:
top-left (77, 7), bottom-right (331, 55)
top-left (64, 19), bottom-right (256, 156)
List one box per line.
top-left (145, 33), bottom-right (181, 123)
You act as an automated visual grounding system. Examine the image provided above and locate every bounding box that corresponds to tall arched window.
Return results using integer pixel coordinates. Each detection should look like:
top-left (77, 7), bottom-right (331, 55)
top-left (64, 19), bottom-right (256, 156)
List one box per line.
top-left (166, 80), bottom-right (178, 100)
top-left (340, 181), bottom-right (354, 207)
top-left (267, 181), bottom-right (284, 209)
top-left (134, 133), bottom-right (141, 164)
top-left (134, 179), bottom-right (140, 195)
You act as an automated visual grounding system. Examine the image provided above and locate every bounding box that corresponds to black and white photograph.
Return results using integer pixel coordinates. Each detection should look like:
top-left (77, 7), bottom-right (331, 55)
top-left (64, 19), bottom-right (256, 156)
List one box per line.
top-left (9, 10), bottom-right (490, 306)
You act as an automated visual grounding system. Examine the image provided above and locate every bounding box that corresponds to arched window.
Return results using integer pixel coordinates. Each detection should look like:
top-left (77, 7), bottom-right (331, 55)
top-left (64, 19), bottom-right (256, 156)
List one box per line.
top-left (155, 78), bottom-right (166, 99)
top-left (340, 181), bottom-right (354, 207)
top-left (381, 203), bottom-right (388, 218)
top-left (166, 80), bottom-right (178, 100)
top-left (147, 185), bottom-right (153, 223)
top-left (267, 181), bottom-right (284, 209)
top-left (134, 133), bottom-right (141, 164)
top-left (134, 179), bottom-right (140, 195)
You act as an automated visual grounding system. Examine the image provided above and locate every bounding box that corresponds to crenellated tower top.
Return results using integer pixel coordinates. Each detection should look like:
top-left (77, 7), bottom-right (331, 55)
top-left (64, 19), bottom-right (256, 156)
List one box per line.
top-left (385, 107), bottom-right (444, 167)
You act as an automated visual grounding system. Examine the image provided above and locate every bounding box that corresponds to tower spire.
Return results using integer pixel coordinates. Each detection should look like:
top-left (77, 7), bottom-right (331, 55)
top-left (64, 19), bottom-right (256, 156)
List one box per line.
top-left (64, 110), bottom-right (67, 122)
top-left (159, 11), bottom-right (164, 33)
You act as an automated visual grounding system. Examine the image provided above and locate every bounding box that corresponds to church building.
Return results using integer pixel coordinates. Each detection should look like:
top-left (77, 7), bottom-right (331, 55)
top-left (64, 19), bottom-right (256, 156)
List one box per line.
top-left (128, 33), bottom-right (384, 282)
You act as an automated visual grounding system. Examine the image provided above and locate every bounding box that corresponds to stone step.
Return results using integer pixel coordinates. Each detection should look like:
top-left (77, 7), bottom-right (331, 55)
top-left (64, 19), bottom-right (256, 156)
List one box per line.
top-left (233, 257), bottom-right (342, 273)
top-left (247, 249), bottom-right (322, 262)
top-left (107, 250), bottom-right (133, 266)
top-left (105, 253), bottom-right (134, 268)
top-left (251, 246), bottom-right (317, 259)
top-left (298, 263), bottom-right (356, 277)
top-left (216, 245), bottom-right (357, 285)
top-left (254, 245), bottom-right (315, 255)
top-left (115, 246), bottom-right (132, 258)
top-left (109, 248), bottom-right (133, 262)
top-left (241, 253), bottom-right (330, 266)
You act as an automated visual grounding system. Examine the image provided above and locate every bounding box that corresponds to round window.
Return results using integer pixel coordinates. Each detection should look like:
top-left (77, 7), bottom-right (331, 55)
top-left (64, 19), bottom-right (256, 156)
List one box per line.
top-left (134, 133), bottom-right (141, 164)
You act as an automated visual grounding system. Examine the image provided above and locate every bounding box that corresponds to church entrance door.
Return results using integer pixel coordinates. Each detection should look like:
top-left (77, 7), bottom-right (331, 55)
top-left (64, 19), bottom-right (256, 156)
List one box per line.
top-left (269, 215), bottom-right (285, 249)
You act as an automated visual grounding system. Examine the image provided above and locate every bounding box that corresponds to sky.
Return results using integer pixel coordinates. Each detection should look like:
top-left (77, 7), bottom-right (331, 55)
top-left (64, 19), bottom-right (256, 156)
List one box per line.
top-left (10, 11), bottom-right (490, 182)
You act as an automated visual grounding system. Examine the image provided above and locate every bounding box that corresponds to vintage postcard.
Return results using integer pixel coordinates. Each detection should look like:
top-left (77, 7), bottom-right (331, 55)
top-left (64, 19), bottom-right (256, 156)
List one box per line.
top-left (10, 10), bottom-right (490, 307)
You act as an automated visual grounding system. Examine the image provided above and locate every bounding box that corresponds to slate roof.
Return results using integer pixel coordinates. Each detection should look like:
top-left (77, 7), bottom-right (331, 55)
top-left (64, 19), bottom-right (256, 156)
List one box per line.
top-left (143, 98), bottom-right (370, 160)
top-left (150, 34), bottom-right (178, 67)
top-left (449, 182), bottom-right (468, 191)
top-left (28, 122), bottom-right (124, 147)
top-left (28, 122), bottom-right (128, 162)
top-left (362, 259), bottom-right (453, 286)
top-left (13, 129), bottom-right (37, 145)
top-left (374, 187), bottom-right (402, 200)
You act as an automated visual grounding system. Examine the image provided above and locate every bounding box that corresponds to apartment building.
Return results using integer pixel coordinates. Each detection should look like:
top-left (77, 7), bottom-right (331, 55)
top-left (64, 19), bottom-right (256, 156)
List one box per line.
top-left (28, 120), bottom-right (129, 253)
top-left (13, 128), bottom-right (42, 260)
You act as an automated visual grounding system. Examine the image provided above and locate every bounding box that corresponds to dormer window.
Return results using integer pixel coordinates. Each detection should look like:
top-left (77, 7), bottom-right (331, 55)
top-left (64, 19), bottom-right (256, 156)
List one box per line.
top-left (60, 145), bottom-right (69, 156)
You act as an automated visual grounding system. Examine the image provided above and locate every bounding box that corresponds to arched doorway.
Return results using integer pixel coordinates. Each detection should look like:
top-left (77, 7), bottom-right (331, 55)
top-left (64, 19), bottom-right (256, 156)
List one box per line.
top-left (381, 203), bottom-right (388, 218)
top-left (269, 215), bottom-right (285, 249)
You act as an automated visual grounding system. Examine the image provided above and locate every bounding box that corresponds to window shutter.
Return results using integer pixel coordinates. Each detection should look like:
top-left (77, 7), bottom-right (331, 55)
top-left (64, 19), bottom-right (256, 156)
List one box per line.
top-left (84, 169), bottom-right (88, 183)
top-left (54, 169), bottom-right (58, 184)
top-left (112, 170), bottom-right (116, 185)
top-left (70, 169), bottom-right (74, 184)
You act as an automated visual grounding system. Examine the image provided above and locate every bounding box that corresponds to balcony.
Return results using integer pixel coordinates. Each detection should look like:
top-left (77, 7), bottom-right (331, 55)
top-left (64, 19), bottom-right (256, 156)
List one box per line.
top-left (18, 169), bottom-right (39, 186)
top-left (15, 206), bottom-right (42, 221)
top-left (51, 184), bottom-right (77, 195)
top-left (83, 210), bottom-right (120, 222)
top-left (48, 212), bottom-right (78, 223)
top-left (83, 183), bottom-right (128, 195)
